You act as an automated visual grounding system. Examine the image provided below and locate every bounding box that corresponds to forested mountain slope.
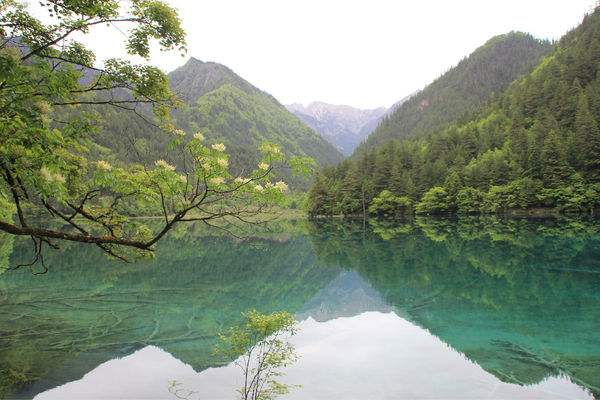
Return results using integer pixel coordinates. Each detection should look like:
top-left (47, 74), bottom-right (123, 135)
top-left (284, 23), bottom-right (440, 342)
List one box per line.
top-left (171, 59), bottom-right (342, 172)
top-left (286, 102), bottom-right (387, 155)
top-left (359, 32), bottom-right (553, 152)
top-left (94, 58), bottom-right (343, 188)
top-left (308, 10), bottom-right (600, 216)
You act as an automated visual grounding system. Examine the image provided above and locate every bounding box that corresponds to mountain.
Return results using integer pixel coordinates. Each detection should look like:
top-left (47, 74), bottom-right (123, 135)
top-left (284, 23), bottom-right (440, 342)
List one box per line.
top-left (286, 102), bottom-right (387, 155)
top-left (384, 92), bottom-right (417, 117)
top-left (296, 270), bottom-right (392, 321)
top-left (359, 32), bottom-right (554, 152)
top-left (308, 16), bottom-right (600, 216)
top-left (168, 57), bottom-right (259, 102)
top-left (171, 59), bottom-right (343, 183)
top-left (93, 58), bottom-right (343, 189)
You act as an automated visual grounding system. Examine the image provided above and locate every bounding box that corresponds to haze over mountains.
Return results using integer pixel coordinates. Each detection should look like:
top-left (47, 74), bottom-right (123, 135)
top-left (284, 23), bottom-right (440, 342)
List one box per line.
top-left (284, 95), bottom-right (416, 156)
top-left (98, 30), bottom-right (550, 176)
top-left (286, 34), bottom-right (552, 157)
top-left (286, 102), bottom-right (387, 155)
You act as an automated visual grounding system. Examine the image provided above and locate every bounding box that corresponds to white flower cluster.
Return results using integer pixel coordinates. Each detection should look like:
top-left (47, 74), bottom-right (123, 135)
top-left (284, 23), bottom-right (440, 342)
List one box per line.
top-left (40, 166), bottom-right (66, 184)
top-left (35, 100), bottom-right (51, 115)
top-left (274, 181), bottom-right (288, 192)
top-left (262, 143), bottom-right (282, 155)
top-left (193, 132), bottom-right (205, 141)
top-left (217, 158), bottom-right (229, 168)
top-left (210, 176), bottom-right (225, 185)
top-left (258, 162), bottom-right (269, 170)
top-left (211, 143), bottom-right (226, 152)
top-left (155, 159), bottom-right (176, 171)
top-left (173, 129), bottom-right (186, 137)
top-left (260, 180), bottom-right (287, 193)
top-left (235, 177), bottom-right (251, 185)
top-left (96, 160), bottom-right (112, 171)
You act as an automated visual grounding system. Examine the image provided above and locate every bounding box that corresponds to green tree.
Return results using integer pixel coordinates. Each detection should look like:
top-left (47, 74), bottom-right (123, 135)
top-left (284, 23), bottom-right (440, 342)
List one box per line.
top-left (508, 127), bottom-right (529, 170)
top-left (368, 190), bottom-right (412, 217)
top-left (463, 148), bottom-right (518, 189)
top-left (415, 187), bottom-right (451, 214)
top-left (456, 187), bottom-right (485, 214)
top-left (307, 171), bottom-right (334, 216)
top-left (541, 130), bottom-right (573, 187)
top-left (483, 178), bottom-right (542, 212)
top-left (215, 310), bottom-right (299, 400)
top-left (574, 92), bottom-right (600, 181)
top-left (0, 1), bottom-right (302, 265)
top-left (443, 171), bottom-right (462, 209)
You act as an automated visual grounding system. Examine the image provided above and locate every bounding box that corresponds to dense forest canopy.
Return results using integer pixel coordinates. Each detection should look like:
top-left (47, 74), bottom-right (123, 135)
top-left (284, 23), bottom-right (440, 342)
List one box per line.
top-left (308, 9), bottom-right (600, 217)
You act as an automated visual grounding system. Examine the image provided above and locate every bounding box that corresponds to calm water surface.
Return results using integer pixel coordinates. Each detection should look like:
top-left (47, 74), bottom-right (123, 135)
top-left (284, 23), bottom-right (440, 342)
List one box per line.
top-left (1, 217), bottom-right (599, 399)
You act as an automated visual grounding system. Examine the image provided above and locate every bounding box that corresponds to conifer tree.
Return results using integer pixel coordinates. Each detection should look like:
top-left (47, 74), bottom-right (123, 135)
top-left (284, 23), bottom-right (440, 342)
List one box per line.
top-left (443, 171), bottom-right (462, 210)
top-left (575, 92), bottom-right (600, 180)
top-left (541, 130), bottom-right (573, 187)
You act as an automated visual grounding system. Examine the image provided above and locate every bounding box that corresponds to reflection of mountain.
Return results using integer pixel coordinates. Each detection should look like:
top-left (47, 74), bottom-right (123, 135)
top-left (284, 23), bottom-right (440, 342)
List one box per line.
top-left (0, 232), bottom-right (340, 399)
top-left (309, 217), bottom-right (600, 398)
top-left (297, 271), bottom-right (391, 322)
top-left (2, 218), bottom-right (600, 399)
top-left (35, 316), bottom-right (592, 400)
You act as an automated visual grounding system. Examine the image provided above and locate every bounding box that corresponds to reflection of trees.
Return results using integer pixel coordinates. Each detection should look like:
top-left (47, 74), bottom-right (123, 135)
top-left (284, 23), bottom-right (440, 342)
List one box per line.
top-left (308, 217), bottom-right (600, 396)
top-left (0, 232), bottom-right (13, 275)
top-left (368, 219), bottom-right (413, 240)
top-left (0, 233), bottom-right (339, 399)
top-left (2, 217), bottom-right (600, 398)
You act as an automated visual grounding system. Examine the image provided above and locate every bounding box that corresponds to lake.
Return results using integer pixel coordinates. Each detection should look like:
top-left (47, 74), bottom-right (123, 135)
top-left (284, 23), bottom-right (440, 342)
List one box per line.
top-left (1, 216), bottom-right (599, 399)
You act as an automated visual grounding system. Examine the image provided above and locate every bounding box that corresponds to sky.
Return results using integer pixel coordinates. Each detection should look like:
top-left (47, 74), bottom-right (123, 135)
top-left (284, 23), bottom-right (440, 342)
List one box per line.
top-left (30, 0), bottom-right (595, 109)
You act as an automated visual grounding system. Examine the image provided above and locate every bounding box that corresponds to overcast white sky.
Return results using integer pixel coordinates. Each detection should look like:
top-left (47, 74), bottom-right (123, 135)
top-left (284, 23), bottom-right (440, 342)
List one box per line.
top-left (34, 0), bottom-right (596, 109)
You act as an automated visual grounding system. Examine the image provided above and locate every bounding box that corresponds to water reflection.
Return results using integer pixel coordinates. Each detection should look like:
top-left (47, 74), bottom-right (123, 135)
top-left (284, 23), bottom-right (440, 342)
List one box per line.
top-left (1, 217), bottom-right (599, 399)
top-left (310, 217), bottom-right (600, 396)
top-left (35, 312), bottom-right (592, 400)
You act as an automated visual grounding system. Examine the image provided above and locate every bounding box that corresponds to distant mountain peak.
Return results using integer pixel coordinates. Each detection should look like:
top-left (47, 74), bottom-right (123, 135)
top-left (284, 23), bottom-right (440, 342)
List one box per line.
top-left (285, 101), bottom-right (388, 155)
top-left (169, 58), bottom-right (258, 103)
top-left (185, 56), bottom-right (204, 64)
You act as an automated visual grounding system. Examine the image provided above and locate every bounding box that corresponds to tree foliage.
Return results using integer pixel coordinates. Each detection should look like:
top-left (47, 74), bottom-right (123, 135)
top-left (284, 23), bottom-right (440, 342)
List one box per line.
top-left (215, 310), bottom-right (299, 400)
top-left (308, 9), bottom-right (600, 216)
top-left (0, 0), bottom-right (305, 268)
top-left (368, 190), bottom-right (411, 217)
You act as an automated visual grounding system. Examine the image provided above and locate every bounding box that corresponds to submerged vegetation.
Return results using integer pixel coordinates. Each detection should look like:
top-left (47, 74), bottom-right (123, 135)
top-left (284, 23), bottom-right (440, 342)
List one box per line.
top-left (1, 216), bottom-right (600, 398)
top-left (308, 10), bottom-right (600, 217)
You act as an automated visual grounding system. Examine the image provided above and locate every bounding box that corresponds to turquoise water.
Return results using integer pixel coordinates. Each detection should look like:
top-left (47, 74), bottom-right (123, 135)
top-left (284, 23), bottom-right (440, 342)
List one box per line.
top-left (1, 217), bottom-right (599, 399)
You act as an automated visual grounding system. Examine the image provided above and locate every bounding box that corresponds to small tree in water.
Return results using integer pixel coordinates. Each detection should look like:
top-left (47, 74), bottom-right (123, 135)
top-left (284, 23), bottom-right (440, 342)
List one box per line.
top-left (216, 310), bottom-right (299, 400)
